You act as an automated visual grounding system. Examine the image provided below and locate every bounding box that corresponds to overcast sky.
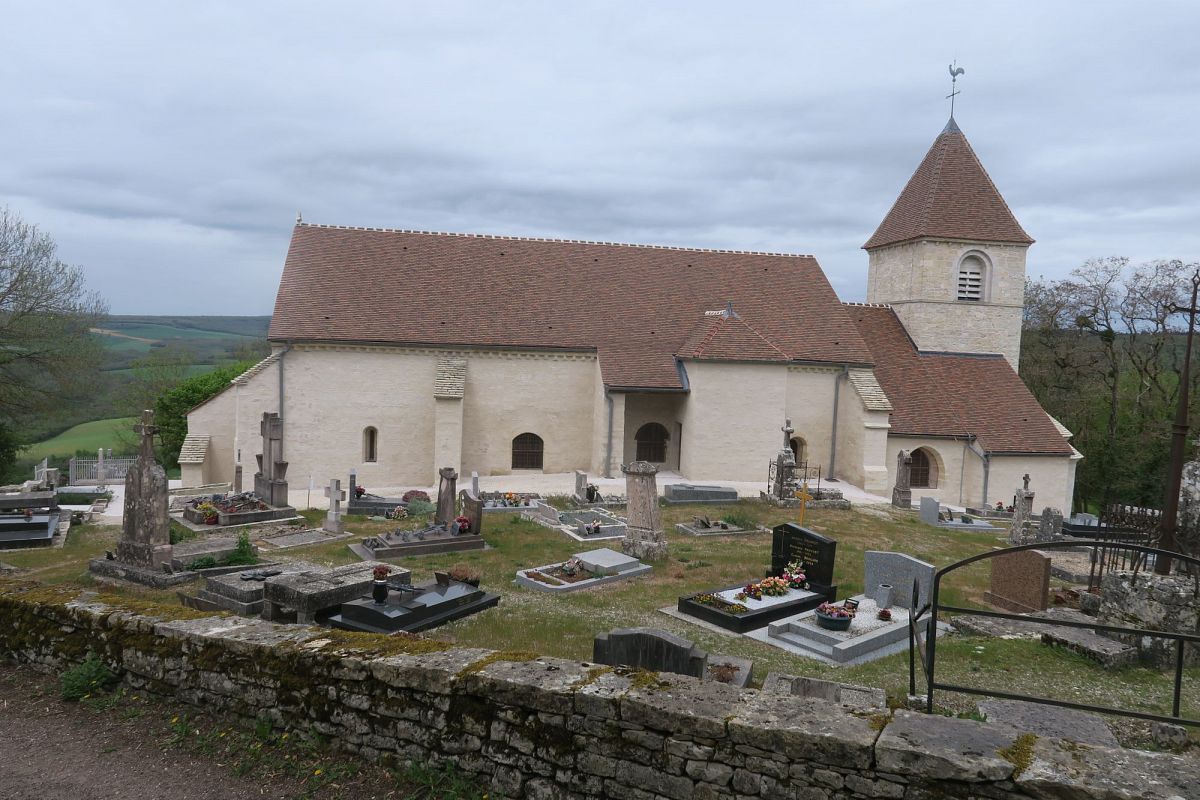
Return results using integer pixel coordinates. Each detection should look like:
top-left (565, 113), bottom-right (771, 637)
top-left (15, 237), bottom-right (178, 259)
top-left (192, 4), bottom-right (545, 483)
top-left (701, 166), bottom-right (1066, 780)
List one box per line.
top-left (3, 2), bottom-right (1198, 314)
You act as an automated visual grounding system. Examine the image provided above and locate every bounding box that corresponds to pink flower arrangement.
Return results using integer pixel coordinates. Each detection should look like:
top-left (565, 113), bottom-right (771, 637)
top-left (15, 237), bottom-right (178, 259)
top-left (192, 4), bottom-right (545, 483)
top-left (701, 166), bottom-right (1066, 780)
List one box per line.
top-left (782, 560), bottom-right (808, 590)
top-left (817, 601), bottom-right (854, 619)
top-left (372, 565), bottom-right (390, 581)
top-left (736, 576), bottom-right (791, 602)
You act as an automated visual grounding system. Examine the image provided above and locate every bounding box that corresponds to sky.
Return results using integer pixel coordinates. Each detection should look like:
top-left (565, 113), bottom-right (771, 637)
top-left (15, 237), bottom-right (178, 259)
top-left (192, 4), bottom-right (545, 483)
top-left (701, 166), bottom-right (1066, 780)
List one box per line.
top-left (2, 2), bottom-right (1198, 314)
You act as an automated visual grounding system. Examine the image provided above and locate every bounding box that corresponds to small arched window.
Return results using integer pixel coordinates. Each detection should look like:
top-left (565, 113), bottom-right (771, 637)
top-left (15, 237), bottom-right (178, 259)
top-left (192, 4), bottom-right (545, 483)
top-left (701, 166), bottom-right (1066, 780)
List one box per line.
top-left (363, 427), bottom-right (378, 463)
top-left (956, 254), bottom-right (987, 301)
top-left (635, 422), bottom-right (670, 463)
top-left (512, 432), bottom-right (544, 470)
top-left (789, 436), bottom-right (807, 464)
top-left (911, 448), bottom-right (938, 488)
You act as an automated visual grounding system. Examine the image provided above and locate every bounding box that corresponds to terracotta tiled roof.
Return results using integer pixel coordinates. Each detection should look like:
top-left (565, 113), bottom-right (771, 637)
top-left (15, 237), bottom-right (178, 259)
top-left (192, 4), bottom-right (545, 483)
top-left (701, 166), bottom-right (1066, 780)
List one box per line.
top-left (269, 224), bottom-right (874, 389)
top-left (863, 118), bottom-right (1034, 250)
top-left (677, 307), bottom-right (790, 362)
top-left (848, 305), bottom-right (1072, 455)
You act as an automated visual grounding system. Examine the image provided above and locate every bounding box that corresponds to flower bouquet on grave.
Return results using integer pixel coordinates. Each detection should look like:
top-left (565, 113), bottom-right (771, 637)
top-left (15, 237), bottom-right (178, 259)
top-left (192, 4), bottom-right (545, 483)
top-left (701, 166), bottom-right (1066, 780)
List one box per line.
top-left (372, 565), bottom-right (390, 604)
top-left (504, 492), bottom-right (519, 507)
top-left (877, 608), bottom-right (893, 622)
top-left (355, 485), bottom-right (366, 499)
top-left (196, 501), bottom-right (219, 525)
top-left (454, 514), bottom-right (472, 534)
top-left (782, 560), bottom-right (808, 590)
top-left (815, 600), bottom-right (855, 631)
top-left (386, 505), bottom-right (408, 520)
top-left (402, 489), bottom-right (430, 504)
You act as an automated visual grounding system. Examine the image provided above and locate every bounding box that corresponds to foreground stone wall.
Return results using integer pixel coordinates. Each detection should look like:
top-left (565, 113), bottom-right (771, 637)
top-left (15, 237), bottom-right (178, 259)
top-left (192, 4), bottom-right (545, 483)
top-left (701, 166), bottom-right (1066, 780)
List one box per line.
top-left (1, 584), bottom-right (1193, 800)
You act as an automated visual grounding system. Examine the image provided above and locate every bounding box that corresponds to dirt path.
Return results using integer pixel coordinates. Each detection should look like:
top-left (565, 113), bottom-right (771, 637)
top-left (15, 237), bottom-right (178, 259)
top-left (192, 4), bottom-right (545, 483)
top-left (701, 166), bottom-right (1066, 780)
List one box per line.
top-left (0, 663), bottom-right (470, 800)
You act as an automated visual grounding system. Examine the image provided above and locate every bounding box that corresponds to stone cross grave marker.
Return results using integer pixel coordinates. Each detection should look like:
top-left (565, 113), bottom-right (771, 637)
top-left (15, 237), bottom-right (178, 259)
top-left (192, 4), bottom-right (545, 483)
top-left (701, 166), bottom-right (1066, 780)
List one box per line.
top-left (116, 409), bottom-right (172, 569)
top-left (770, 523), bottom-right (836, 591)
top-left (254, 412), bottom-right (289, 507)
top-left (892, 450), bottom-right (912, 509)
top-left (621, 460), bottom-right (666, 560)
top-left (435, 467), bottom-right (458, 526)
top-left (781, 418), bottom-right (795, 451)
top-left (1009, 477), bottom-right (1037, 545)
top-left (324, 478), bottom-right (346, 534)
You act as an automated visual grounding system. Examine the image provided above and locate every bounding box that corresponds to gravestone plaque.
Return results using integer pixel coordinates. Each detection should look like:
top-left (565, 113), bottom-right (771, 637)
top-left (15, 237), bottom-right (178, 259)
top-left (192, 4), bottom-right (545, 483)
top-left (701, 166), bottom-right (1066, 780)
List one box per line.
top-left (592, 627), bottom-right (706, 679)
top-left (918, 496), bottom-right (940, 526)
top-left (863, 551), bottom-right (935, 611)
top-left (769, 523), bottom-right (836, 589)
top-left (984, 549), bottom-right (1051, 613)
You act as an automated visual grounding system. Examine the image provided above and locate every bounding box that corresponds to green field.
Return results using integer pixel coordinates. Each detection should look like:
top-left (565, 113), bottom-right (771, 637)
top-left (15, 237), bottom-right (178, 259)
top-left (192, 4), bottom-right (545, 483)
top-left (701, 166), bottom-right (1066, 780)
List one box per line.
top-left (92, 315), bottom-right (271, 369)
top-left (23, 417), bottom-right (137, 461)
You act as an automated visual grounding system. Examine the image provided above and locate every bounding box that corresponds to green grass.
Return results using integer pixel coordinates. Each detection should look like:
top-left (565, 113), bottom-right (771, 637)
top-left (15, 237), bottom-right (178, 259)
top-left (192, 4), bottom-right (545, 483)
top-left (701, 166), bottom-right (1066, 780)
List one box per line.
top-left (24, 417), bottom-right (137, 460)
top-left (8, 502), bottom-right (1200, 730)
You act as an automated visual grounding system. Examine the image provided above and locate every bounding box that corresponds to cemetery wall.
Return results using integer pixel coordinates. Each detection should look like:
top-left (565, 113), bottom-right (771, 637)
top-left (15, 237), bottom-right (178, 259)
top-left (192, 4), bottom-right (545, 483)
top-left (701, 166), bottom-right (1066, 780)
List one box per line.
top-left (460, 351), bottom-right (596, 476)
top-left (186, 355), bottom-right (280, 487)
top-left (866, 240), bottom-right (1027, 369)
top-left (3, 587), bottom-right (1192, 800)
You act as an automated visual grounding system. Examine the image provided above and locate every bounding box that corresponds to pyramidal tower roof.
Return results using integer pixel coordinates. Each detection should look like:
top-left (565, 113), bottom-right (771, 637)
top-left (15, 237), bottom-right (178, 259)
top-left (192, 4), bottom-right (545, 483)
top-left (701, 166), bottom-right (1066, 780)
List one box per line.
top-left (863, 117), bottom-right (1034, 249)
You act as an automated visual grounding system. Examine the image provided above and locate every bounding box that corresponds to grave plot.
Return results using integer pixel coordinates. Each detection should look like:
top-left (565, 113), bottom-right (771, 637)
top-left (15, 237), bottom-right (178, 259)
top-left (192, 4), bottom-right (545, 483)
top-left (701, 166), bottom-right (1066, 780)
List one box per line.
top-left (755, 551), bottom-right (936, 665)
top-left (515, 547), bottom-right (651, 593)
top-left (522, 502), bottom-right (626, 541)
top-left (349, 468), bottom-right (487, 559)
top-left (674, 514), bottom-right (759, 536)
top-left (346, 469), bottom-right (411, 516)
top-left (178, 560), bottom-right (327, 616)
top-left (570, 470), bottom-right (626, 508)
top-left (918, 496), bottom-right (998, 531)
top-left (176, 492), bottom-right (302, 530)
top-left (262, 561), bottom-right (404, 624)
top-left (662, 483), bottom-right (739, 504)
top-left (676, 523), bottom-right (837, 633)
top-left (326, 571), bottom-right (499, 634)
top-left (592, 627), bottom-right (753, 688)
top-left (0, 490), bottom-right (63, 550)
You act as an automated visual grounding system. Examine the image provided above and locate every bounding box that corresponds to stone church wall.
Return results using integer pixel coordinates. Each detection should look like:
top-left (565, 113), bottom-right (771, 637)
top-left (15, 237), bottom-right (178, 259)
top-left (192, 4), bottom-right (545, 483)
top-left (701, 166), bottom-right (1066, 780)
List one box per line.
top-left (2, 587), bottom-right (1190, 800)
top-left (987, 455), bottom-right (1074, 515)
top-left (460, 351), bottom-right (597, 477)
top-left (186, 355), bottom-right (281, 488)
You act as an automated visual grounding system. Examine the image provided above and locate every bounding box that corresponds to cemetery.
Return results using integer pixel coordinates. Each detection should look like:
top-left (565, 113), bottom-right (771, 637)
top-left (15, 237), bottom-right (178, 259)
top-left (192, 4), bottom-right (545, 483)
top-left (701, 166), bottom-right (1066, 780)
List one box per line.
top-left (522, 500), bottom-right (627, 541)
top-left (515, 546), bottom-right (652, 592)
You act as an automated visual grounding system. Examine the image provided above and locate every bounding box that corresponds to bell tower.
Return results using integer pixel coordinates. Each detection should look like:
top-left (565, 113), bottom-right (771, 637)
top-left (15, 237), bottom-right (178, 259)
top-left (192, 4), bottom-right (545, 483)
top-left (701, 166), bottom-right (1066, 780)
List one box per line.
top-left (864, 117), bottom-right (1033, 370)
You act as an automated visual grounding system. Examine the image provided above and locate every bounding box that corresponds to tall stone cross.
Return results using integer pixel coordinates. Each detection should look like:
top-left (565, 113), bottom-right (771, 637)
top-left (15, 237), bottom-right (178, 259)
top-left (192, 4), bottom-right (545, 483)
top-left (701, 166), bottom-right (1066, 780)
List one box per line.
top-left (1023, 473), bottom-right (1031, 491)
top-left (794, 482), bottom-right (814, 527)
top-left (323, 478), bottom-right (346, 534)
top-left (781, 419), bottom-right (795, 451)
top-left (133, 409), bottom-right (158, 459)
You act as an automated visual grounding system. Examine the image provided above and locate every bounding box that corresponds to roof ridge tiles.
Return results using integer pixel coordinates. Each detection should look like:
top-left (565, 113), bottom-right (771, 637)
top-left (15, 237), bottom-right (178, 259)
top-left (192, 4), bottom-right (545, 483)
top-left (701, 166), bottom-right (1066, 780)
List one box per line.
top-left (295, 221), bottom-right (815, 258)
top-left (842, 302), bottom-right (893, 308)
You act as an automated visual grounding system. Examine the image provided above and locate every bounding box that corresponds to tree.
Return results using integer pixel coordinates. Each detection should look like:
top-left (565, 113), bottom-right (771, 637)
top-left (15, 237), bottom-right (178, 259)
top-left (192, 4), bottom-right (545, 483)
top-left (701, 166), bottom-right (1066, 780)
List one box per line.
top-left (0, 207), bottom-right (108, 474)
top-left (154, 360), bottom-right (254, 467)
top-left (123, 342), bottom-right (194, 413)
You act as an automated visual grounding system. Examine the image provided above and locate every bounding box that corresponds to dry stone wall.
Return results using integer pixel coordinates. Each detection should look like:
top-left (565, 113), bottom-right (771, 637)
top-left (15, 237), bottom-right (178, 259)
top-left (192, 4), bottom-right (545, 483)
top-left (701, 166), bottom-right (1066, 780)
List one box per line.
top-left (0, 584), bottom-right (1194, 800)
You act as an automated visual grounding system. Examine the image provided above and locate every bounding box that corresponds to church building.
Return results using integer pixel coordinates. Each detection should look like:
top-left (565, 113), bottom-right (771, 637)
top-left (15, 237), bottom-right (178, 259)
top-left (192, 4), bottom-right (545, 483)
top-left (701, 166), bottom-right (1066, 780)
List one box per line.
top-left (182, 117), bottom-right (1081, 511)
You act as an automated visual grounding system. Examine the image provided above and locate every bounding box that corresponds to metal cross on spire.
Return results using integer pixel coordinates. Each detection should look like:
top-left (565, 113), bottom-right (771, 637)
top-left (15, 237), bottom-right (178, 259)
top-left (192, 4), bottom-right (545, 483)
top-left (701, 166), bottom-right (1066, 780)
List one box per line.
top-left (947, 61), bottom-right (965, 117)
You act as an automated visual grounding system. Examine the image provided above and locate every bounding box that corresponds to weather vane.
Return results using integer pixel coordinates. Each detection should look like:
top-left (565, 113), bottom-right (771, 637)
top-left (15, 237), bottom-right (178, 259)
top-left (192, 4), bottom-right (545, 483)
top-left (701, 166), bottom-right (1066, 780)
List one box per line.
top-left (947, 61), bottom-right (965, 117)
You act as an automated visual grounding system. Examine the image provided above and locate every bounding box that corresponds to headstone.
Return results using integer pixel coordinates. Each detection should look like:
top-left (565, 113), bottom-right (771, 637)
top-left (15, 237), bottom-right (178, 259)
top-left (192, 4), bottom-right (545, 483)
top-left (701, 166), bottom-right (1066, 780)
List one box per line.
top-left (769, 523), bottom-right (836, 590)
top-left (863, 551), bottom-right (935, 611)
top-left (770, 419), bottom-right (798, 500)
top-left (1008, 479), bottom-right (1037, 545)
top-left (1037, 507), bottom-right (1064, 542)
top-left (471, 471), bottom-right (480, 496)
top-left (574, 470), bottom-right (588, 501)
top-left (115, 410), bottom-right (172, 569)
top-left (918, 496), bottom-right (940, 526)
top-left (621, 461), bottom-right (666, 560)
top-left (253, 412), bottom-right (289, 507)
top-left (435, 466), bottom-right (458, 526)
top-left (323, 478), bottom-right (346, 534)
top-left (460, 487), bottom-right (484, 537)
top-left (984, 549), bottom-right (1051, 613)
top-left (233, 464), bottom-right (243, 493)
top-left (592, 627), bottom-right (706, 679)
top-left (892, 450), bottom-right (912, 509)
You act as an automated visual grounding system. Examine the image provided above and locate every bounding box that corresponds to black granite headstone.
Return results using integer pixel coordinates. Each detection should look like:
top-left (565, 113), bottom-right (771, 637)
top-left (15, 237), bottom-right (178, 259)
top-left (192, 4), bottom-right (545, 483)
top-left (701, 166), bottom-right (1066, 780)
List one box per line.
top-left (592, 627), bottom-right (707, 679)
top-left (769, 523), bottom-right (836, 588)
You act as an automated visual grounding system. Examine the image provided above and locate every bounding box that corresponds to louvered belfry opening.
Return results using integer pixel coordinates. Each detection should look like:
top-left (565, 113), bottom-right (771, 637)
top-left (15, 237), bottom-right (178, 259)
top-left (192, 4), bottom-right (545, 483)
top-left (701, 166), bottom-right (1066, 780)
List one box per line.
top-left (957, 255), bottom-right (985, 301)
top-left (511, 432), bottom-right (544, 469)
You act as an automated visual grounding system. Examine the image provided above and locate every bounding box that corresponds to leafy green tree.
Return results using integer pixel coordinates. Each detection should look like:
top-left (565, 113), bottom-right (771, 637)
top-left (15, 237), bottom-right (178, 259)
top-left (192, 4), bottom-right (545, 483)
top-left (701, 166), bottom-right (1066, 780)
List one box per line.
top-left (154, 360), bottom-right (254, 467)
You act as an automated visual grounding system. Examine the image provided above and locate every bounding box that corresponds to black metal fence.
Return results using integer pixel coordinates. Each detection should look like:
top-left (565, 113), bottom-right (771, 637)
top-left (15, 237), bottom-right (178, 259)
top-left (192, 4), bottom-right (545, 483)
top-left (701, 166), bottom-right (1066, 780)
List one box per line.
top-left (908, 540), bottom-right (1200, 727)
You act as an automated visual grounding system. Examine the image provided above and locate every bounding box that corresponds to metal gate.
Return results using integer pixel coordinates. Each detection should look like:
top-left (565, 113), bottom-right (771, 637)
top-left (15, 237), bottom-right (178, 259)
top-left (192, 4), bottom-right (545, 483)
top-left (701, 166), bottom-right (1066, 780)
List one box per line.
top-left (909, 540), bottom-right (1200, 727)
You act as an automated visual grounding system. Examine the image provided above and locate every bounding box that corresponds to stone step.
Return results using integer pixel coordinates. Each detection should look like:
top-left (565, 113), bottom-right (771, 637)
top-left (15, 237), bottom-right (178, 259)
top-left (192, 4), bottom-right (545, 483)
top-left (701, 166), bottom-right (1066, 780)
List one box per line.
top-left (769, 630), bottom-right (835, 658)
top-left (1040, 626), bottom-right (1139, 669)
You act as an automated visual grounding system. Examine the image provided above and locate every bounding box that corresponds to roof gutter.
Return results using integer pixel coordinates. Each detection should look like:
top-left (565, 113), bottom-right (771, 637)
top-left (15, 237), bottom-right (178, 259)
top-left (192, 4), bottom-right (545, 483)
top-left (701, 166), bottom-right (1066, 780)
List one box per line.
top-left (604, 390), bottom-right (615, 479)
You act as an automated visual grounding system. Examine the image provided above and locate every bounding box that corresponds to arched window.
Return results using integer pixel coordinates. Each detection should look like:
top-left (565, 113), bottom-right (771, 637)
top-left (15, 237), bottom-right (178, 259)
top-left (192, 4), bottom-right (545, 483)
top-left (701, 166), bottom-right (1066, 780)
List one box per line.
top-left (363, 427), bottom-right (378, 463)
top-left (512, 432), bottom-right (544, 470)
top-left (956, 253), bottom-right (987, 301)
top-left (635, 422), bottom-right (669, 463)
top-left (789, 436), bottom-right (807, 464)
top-left (910, 448), bottom-right (938, 488)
